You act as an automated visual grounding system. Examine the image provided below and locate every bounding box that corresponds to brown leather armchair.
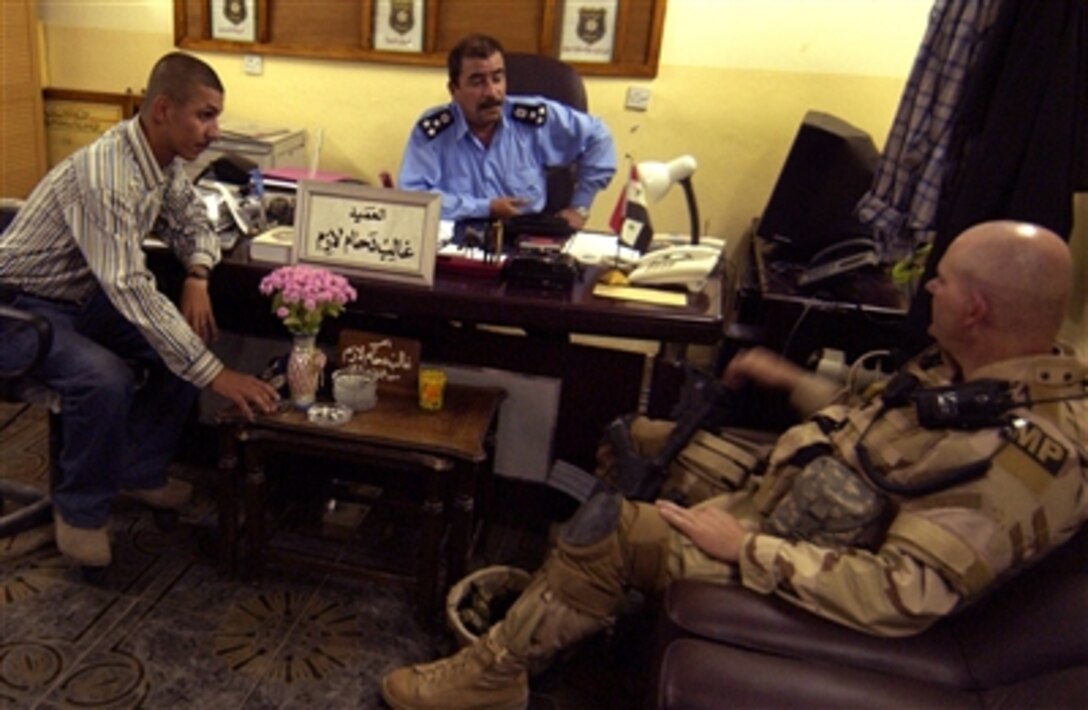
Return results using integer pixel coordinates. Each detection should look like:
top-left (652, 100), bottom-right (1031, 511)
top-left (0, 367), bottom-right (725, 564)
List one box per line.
top-left (652, 523), bottom-right (1088, 708)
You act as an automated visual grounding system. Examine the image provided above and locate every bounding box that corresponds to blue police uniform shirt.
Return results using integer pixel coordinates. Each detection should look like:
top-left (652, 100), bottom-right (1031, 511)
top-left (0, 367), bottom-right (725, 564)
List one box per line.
top-left (397, 95), bottom-right (616, 222)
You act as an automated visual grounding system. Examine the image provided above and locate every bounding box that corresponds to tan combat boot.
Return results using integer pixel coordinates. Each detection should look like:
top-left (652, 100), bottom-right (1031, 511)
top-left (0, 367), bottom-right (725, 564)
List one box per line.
top-left (381, 574), bottom-right (607, 710)
top-left (381, 624), bottom-right (529, 710)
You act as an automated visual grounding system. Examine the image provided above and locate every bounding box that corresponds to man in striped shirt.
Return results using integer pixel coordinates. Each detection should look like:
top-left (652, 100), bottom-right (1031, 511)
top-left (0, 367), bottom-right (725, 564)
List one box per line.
top-left (0, 53), bottom-right (279, 568)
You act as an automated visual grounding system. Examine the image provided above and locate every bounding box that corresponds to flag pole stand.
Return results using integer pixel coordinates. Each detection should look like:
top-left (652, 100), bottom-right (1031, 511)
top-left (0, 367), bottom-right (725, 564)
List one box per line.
top-left (598, 244), bottom-right (630, 286)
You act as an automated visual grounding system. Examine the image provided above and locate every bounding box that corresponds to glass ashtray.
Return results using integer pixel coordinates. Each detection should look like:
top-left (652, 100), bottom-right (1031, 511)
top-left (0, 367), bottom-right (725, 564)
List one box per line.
top-left (306, 403), bottom-right (352, 427)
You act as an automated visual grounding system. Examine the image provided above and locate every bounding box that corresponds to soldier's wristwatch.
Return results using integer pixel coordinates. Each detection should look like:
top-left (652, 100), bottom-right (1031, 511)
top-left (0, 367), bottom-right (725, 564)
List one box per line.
top-left (572, 206), bottom-right (590, 220)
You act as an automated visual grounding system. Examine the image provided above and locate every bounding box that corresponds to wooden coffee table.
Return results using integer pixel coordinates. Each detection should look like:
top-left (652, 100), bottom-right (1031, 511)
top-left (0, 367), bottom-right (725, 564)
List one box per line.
top-left (216, 383), bottom-right (503, 621)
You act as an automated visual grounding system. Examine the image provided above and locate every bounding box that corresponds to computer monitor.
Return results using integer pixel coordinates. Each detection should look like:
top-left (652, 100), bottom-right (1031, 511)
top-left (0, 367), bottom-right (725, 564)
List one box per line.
top-left (757, 111), bottom-right (880, 261)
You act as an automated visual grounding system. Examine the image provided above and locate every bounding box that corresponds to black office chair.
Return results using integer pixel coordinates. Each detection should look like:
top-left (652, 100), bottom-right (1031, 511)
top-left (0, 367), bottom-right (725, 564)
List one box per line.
top-left (0, 199), bottom-right (56, 538)
top-left (0, 305), bottom-right (57, 536)
top-left (0, 199), bottom-right (177, 565)
top-left (503, 52), bottom-right (589, 215)
top-left (504, 52), bottom-right (588, 112)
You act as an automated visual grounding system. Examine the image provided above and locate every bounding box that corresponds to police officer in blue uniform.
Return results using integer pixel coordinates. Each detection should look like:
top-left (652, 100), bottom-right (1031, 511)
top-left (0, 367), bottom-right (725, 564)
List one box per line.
top-left (398, 34), bottom-right (616, 230)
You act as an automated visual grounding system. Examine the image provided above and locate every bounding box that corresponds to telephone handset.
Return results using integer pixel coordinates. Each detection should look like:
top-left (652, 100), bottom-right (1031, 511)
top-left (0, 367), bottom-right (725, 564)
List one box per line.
top-left (627, 245), bottom-right (722, 292)
top-left (796, 238), bottom-right (880, 287)
top-left (210, 182), bottom-right (255, 236)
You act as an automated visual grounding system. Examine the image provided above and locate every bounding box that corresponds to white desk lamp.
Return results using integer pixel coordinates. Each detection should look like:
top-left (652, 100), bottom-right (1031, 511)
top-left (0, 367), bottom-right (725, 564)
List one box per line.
top-left (636, 155), bottom-right (700, 245)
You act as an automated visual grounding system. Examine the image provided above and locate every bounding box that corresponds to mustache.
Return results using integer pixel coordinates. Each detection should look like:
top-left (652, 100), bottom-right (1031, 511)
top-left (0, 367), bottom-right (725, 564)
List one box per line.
top-left (478, 99), bottom-right (503, 110)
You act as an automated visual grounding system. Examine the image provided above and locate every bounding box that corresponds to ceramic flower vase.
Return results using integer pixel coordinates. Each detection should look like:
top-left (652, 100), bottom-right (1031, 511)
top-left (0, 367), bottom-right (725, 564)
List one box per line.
top-left (286, 334), bottom-right (326, 409)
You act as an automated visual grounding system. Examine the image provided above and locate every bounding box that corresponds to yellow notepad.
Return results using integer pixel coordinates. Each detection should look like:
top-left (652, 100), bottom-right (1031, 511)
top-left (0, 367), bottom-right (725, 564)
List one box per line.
top-left (592, 283), bottom-right (687, 307)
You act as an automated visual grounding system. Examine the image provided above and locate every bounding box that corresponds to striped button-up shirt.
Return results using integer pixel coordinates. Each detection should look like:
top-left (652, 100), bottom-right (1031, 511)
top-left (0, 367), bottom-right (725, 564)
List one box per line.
top-left (855, 0), bottom-right (1003, 259)
top-left (0, 117), bottom-right (224, 387)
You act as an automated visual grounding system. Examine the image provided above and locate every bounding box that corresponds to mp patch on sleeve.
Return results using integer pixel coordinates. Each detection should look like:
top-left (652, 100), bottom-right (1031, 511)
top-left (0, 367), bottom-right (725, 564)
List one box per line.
top-left (1004, 420), bottom-right (1068, 476)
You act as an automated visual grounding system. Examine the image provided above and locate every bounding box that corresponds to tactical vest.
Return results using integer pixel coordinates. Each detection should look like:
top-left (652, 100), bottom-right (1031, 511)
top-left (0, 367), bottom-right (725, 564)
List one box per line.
top-left (753, 351), bottom-right (1088, 597)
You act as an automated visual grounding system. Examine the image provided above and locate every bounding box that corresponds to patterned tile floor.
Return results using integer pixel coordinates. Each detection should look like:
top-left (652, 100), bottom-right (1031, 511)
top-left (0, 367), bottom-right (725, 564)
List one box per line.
top-left (0, 404), bottom-right (645, 709)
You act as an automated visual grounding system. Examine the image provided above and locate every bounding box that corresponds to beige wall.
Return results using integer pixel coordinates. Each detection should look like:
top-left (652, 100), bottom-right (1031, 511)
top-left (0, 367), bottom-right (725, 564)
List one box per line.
top-left (35, 0), bottom-right (1084, 350)
top-left (36, 0), bottom-right (924, 241)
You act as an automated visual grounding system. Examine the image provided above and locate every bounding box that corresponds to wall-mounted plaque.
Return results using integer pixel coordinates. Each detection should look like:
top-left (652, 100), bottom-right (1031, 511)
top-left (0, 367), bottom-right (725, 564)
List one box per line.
top-left (373, 0), bottom-right (424, 53)
top-left (211, 0), bottom-right (257, 43)
top-left (559, 0), bottom-right (618, 64)
top-left (42, 89), bottom-right (140, 168)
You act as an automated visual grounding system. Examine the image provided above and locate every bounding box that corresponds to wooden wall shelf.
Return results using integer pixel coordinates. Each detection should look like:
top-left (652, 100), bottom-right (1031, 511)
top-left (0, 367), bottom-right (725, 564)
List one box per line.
top-left (175, 0), bottom-right (666, 78)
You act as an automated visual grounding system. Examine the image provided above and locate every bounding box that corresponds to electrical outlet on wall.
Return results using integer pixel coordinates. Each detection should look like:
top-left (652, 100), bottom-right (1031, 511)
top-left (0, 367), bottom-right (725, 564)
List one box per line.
top-left (243, 54), bottom-right (263, 76)
top-left (625, 86), bottom-right (651, 111)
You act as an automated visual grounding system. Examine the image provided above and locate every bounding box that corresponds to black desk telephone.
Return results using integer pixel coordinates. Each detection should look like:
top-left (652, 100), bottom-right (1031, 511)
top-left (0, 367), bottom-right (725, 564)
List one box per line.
top-left (453, 214), bottom-right (573, 255)
top-left (503, 252), bottom-right (581, 290)
top-left (503, 213), bottom-right (575, 240)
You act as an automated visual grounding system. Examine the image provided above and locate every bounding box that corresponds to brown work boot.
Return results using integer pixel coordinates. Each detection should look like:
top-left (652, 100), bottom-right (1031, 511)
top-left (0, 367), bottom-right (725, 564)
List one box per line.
top-left (120, 478), bottom-right (193, 509)
top-left (381, 625), bottom-right (529, 710)
top-left (53, 510), bottom-right (111, 567)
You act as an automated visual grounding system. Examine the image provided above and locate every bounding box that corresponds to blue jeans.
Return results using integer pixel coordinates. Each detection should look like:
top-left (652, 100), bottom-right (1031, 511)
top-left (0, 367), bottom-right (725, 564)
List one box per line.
top-left (0, 288), bottom-right (197, 528)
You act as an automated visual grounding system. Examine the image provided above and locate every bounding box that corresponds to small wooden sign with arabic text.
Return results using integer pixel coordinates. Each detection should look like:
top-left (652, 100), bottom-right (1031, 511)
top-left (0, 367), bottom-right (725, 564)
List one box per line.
top-left (337, 330), bottom-right (420, 396)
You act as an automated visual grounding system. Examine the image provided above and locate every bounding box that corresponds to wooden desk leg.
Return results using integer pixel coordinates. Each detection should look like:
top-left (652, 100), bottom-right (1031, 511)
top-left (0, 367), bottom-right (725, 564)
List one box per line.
top-left (242, 443), bottom-right (267, 580)
top-left (417, 474), bottom-right (445, 622)
top-left (447, 462), bottom-right (478, 590)
top-left (215, 426), bottom-right (240, 575)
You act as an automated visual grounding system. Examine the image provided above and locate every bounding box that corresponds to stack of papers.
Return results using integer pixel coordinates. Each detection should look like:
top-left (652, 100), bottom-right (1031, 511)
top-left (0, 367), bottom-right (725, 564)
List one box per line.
top-left (261, 166), bottom-right (356, 191)
top-left (563, 232), bottom-right (640, 266)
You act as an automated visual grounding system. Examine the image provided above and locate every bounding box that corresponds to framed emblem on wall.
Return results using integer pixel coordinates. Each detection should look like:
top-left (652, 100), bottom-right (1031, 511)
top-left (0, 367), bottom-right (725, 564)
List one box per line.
top-left (373, 0), bottom-right (424, 53)
top-left (559, 0), bottom-right (618, 63)
top-left (210, 0), bottom-right (257, 42)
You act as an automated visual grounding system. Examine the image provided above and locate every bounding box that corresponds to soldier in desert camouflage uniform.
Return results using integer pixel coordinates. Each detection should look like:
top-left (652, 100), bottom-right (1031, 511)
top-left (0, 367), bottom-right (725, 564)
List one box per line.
top-left (381, 221), bottom-right (1087, 710)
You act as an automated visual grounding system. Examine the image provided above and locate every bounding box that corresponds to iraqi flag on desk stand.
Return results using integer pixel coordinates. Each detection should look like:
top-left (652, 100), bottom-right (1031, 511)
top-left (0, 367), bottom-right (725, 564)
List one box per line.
top-left (609, 163), bottom-right (654, 253)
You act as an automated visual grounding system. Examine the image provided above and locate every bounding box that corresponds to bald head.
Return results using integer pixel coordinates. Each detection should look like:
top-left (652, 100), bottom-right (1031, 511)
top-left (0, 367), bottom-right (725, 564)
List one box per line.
top-left (928, 221), bottom-right (1071, 373)
top-left (947, 221), bottom-right (1070, 333)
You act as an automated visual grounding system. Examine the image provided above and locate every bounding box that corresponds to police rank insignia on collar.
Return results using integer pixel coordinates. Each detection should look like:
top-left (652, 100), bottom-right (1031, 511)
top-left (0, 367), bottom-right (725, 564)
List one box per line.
top-left (418, 109), bottom-right (453, 140)
top-left (512, 102), bottom-right (548, 126)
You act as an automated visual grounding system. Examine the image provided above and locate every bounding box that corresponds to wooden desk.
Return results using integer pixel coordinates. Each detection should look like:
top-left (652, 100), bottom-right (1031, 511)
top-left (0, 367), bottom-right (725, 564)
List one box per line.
top-left (193, 241), bottom-right (725, 342)
top-left (746, 235), bottom-right (907, 363)
top-left (150, 242), bottom-right (728, 469)
top-left (216, 384), bottom-right (503, 622)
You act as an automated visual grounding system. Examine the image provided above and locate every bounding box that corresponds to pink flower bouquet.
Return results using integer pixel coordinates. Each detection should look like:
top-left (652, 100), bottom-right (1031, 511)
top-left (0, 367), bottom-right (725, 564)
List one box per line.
top-left (258, 265), bottom-right (357, 335)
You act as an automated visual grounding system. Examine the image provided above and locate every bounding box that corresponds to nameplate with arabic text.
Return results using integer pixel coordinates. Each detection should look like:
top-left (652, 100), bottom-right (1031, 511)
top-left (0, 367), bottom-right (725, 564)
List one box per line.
top-left (294, 181), bottom-right (439, 287)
